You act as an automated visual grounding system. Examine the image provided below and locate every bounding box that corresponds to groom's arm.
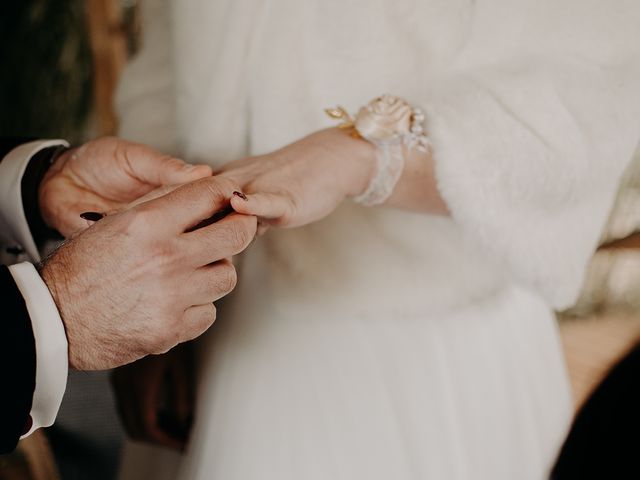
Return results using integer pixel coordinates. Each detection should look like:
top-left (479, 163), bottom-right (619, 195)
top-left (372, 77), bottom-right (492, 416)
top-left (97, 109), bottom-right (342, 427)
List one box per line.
top-left (0, 265), bottom-right (37, 453)
top-left (0, 137), bottom-right (256, 454)
top-left (0, 139), bottom-right (70, 454)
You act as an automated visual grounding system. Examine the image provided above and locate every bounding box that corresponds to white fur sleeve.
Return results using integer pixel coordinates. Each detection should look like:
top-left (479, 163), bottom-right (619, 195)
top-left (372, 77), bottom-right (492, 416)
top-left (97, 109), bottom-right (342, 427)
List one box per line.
top-left (115, 0), bottom-right (178, 155)
top-left (424, 17), bottom-right (640, 309)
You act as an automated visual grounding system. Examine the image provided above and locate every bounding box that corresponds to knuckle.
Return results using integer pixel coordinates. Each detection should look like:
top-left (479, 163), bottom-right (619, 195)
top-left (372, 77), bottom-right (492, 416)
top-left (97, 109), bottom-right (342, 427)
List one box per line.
top-left (201, 304), bottom-right (217, 326)
top-left (147, 240), bottom-right (180, 267)
top-left (140, 249), bottom-right (174, 280)
top-left (180, 178), bottom-right (227, 211)
top-left (278, 198), bottom-right (298, 226)
top-left (199, 177), bottom-right (228, 201)
top-left (154, 295), bottom-right (176, 317)
top-left (145, 335), bottom-right (165, 355)
top-left (215, 264), bottom-right (237, 294)
top-left (160, 328), bottom-right (181, 353)
top-left (196, 305), bottom-right (217, 333)
top-left (213, 175), bottom-right (239, 192)
top-left (154, 344), bottom-right (173, 355)
top-left (229, 222), bottom-right (254, 250)
top-left (183, 305), bottom-right (216, 341)
top-left (162, 155), bottom-right (186, 170)
top-left (147, 315), bottom-right (180, 353)
top-left (125, 206), bottom-right (158, 236)
top-left (146, 323), bottom-right (167, 348)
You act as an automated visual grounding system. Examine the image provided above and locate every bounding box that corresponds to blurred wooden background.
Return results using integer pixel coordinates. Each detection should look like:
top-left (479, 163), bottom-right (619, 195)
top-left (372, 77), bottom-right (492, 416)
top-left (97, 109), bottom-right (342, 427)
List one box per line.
top-left (85, 0), bottom-right (138, 136)
top-left (1, 3), bottom-right (139, 479)
top-left (0, 0), bottom-right (138, 143)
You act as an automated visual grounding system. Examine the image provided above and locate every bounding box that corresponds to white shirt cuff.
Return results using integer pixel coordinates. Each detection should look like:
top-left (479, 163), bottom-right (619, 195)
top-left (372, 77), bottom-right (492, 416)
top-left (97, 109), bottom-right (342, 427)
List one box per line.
top-left (0, 140), bottom-right (69, 262)
top-left (8, 262), bottom-right (68, 437)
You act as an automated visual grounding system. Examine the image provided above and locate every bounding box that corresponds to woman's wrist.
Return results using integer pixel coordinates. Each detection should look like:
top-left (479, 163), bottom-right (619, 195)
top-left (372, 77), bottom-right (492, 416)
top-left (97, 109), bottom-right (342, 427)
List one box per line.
top-left (319, 127), bottom-right (377, 198)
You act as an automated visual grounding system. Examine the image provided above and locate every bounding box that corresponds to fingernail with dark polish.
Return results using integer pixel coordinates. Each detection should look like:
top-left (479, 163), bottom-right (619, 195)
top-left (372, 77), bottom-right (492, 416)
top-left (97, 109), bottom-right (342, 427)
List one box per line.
top-left (80, 211), bottom-right (104, 222)
top-left (233, 191), bottom-right (248, 201)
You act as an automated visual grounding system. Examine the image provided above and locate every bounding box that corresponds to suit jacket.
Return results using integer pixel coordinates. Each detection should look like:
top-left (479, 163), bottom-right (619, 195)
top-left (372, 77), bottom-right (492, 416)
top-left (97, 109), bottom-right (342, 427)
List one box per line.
top-left (0, 138), bottom-right (61, 453)
top-left (553, 343), bottom-right (640, 479)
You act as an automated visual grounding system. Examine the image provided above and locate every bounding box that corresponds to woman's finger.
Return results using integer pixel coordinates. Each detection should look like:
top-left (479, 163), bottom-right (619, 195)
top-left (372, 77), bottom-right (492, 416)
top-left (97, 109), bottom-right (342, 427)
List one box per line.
top-left (230, 191), bottom-right (296, 226)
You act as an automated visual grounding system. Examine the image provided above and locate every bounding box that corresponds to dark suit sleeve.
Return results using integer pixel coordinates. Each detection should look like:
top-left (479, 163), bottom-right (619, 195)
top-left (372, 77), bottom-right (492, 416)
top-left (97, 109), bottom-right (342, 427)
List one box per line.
top-left (552, 343), bottom-right (640, 479)
top-left (0, 265), bottom-right (37, 454)
top-left (0, 139), bottom-right (65, 453)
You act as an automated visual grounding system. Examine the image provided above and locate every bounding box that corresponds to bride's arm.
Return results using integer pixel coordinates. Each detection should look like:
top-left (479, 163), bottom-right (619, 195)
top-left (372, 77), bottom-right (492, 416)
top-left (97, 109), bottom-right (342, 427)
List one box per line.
top-left (223, 5), bottom-right (640, 309)
top-left (301, 127), bottom-right (449, 216)
top-left (220, 125), bottom-right (446, 219)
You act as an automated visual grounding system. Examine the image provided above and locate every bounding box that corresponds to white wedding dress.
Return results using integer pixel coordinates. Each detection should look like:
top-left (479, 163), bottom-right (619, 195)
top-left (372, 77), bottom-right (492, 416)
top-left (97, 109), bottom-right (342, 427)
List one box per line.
top-left (116, 1), bottom-right (640, 479)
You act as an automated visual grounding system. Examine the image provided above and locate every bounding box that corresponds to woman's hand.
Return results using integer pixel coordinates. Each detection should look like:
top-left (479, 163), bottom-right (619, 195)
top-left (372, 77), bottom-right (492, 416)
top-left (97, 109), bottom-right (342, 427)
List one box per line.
top-left (218, 128), bottom-right (375, 228)
top-left (219, 127), bottom-right (448, 229)
top-left (39, 137), bottom-right (213, 237)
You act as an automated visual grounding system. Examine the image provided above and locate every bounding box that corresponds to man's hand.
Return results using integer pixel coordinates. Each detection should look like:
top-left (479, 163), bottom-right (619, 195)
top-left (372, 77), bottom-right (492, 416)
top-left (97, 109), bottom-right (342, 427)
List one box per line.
top-left (39, 137), bottom-right (213, 237)
top-left (39, 177), bottom-right (257, 370)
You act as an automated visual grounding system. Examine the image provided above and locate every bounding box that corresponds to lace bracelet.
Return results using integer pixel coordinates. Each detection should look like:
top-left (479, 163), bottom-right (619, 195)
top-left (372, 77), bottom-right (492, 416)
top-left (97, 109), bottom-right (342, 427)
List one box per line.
top-left (325, 94), bottom-right (430, 206)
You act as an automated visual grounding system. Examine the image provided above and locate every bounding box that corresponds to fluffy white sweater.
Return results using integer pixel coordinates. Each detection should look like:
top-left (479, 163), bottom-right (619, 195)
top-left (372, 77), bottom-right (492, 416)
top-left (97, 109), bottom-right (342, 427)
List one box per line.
top-left (116, 1), bottom-right (640, 479)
